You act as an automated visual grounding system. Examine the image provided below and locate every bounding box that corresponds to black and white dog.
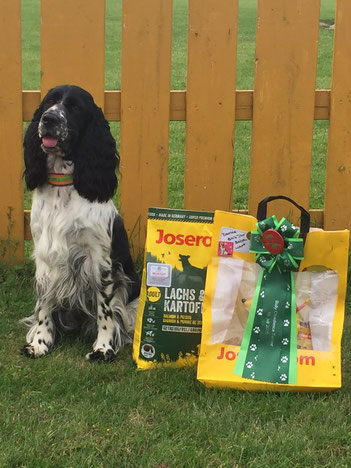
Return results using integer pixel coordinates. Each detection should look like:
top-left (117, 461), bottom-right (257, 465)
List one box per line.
top-left (21, 85), bottom-right (140, 362)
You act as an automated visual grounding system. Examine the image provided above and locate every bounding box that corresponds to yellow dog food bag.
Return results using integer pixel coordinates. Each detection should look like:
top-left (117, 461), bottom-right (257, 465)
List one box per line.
top-left (133, 208), bottom-right (213, 369)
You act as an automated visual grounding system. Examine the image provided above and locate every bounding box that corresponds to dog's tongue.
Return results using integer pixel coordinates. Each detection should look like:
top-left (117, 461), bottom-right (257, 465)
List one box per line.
top-left (42, 136), bottom-right (58, 148)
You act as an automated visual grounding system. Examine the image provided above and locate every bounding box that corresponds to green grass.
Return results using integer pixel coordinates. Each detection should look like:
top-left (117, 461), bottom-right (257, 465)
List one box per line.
top-left (1, 261), bottom-right (351, 467)
top-left (3, 1), bottom-right (350, 467)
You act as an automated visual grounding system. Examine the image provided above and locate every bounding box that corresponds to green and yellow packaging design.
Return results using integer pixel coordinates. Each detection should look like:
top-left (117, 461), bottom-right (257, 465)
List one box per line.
top-left (133, 208), bottom-right (214, 369)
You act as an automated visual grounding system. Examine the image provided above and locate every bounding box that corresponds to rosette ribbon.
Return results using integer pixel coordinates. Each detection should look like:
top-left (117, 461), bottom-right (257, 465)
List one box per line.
top-left (234, 215), bottom-right (304, 384)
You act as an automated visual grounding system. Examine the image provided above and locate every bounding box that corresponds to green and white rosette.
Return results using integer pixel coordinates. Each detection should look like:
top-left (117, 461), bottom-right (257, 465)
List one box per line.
top-left (234, 215), bottom-right (304, 384)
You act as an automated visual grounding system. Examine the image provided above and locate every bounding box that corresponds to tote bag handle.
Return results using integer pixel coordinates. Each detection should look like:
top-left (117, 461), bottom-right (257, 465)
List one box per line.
top-left (256, 195), bottom-right (310, 236)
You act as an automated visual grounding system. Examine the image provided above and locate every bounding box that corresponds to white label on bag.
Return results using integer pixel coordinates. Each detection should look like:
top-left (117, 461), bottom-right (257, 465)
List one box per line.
top-left (147, 263), bottom-right (172, 287)
top-left (219, 227), bottom-right (250, 254)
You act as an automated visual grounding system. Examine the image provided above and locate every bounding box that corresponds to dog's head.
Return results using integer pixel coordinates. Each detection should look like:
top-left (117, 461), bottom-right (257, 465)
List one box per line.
top-left (38, 85), bottom-right (95, 155)
top-left (24, 85), bottom-right (118, 202)
top-left (178, 254), bottom-right (190, 262)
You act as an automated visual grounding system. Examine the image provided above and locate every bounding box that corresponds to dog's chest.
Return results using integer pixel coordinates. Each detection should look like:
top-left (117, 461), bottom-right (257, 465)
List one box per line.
top-left (30, 157), bottom-right (116, 265)
top-left (31, 157), bottom-right (75, 241)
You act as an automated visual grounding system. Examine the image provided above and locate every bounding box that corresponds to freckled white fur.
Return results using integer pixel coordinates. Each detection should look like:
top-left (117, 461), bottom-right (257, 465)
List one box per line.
top-left (38, 103), bottom-right (68, 141)
top-left (23, 154), bottom-right (137, 359)
top-left (31, 156), bottom-right (115, 308)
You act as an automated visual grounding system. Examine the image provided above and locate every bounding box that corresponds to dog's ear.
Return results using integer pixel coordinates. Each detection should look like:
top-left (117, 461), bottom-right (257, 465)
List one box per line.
top-left (23, 104), bottom-right (48, 190)
top-left (73, 105), bottom-right (118, 203)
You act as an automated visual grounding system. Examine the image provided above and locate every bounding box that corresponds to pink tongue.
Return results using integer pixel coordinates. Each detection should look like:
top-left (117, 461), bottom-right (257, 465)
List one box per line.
top-left (42, 136), bottom-right (58, 148)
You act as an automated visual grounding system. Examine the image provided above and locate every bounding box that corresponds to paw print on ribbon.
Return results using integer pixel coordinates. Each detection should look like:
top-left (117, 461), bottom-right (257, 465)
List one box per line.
top-left (260, 291), bottom-right (265, 298)
top-left (246, 361), bottom-right (253, 369)
top-left (250, 372), bottom-right (256, 379)
top-left (249, 344), bottom-right (257, 351)
top-left (256, 308), bottom-right (263, 316)
top-left (283, 319), bottom-right (290, 327)
top-left (282, 338), bottom-right (289, 346)
top-left (285, 301), bottom-right (290, 309)
top-left (281, 356), bottom-right (289, 363)
top-left (253, 326), bottom-right (260, 334)
top-left (280, 374), bottom-right (288, 382)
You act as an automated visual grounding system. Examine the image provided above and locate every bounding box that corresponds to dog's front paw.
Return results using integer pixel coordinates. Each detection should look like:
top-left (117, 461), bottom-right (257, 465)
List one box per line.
top-left (86, 348), bottom-right (116, 362)
top-left (21, 342), bottom-right (50, 358)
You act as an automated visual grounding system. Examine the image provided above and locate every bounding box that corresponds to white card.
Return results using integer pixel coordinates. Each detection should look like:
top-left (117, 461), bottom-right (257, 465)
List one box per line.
top-left (219, 226), bottom-right (250, 253)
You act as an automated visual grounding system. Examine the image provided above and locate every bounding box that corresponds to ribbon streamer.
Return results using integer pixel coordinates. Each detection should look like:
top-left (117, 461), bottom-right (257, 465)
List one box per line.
top-left (234, 216), bottom-right (304, 384)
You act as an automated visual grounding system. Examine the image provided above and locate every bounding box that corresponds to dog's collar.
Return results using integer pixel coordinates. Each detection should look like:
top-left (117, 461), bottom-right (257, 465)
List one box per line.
top-left (48, 173), bottom-right (73, 186)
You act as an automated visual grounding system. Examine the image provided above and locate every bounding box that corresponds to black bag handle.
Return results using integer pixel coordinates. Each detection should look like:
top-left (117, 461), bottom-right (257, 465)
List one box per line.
top-left (257, 195), bottom-right (310, 235)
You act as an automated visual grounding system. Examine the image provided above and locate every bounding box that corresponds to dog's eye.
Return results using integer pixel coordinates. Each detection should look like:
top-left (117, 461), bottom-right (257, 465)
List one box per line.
top-left (44, 92), bottom-right (61, 109)
top-left (44, 97), bottom-right (60, 110)
top-left (65, 99), bottom-right (80, 111)
top-left (45, 99), bottom-right (54, 108)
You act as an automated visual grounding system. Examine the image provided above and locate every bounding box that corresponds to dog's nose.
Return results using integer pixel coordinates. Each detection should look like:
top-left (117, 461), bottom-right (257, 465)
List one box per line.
top-left (42, 112), bottom-right (61, 126)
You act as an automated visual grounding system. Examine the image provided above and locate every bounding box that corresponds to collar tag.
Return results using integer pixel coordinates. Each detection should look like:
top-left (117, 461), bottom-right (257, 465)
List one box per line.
top-left (48, 173), bottom-right (74, 186)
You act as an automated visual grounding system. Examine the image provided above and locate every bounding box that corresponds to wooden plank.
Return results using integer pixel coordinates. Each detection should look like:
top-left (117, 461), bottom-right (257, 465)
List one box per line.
top-left (41, 0), bottom-right (105, 107)
top-left (24, 207), bottom-right (324, 241)
top-left (185, 0), bottom-right (238, 211)
top-left (24, 210), bottom-right (31, 241)
top-left (324, 0), bottom-right (351, 231)
top-left (249, 0), bottom-right (320, 223)
top-left (170, 90), bottom-right (186, 121)
top-left (23, 89), bottom-right (332, 122)
top-left (104, 91), bottom-right (121, 121)
top-left (314, 90), bottom-right (330, 120)
top-left (119, 0), bottom-right (173, 257)
top-left (237, 208), bottom-right (324, 228)
top-left (23, 90), bottom-right (41, 121)
top-left (0, 0), bottom-right (24, 263)
top-left (236, 90), bottom-right (253, 121)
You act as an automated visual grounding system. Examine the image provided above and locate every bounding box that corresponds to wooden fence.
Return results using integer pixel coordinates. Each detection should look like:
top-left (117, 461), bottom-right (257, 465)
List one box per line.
top-left (0, 0), bottom-right (350, 263)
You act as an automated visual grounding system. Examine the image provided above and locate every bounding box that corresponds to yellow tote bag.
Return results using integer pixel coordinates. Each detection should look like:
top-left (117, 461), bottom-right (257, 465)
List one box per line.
top-left (197, 197), bottom-right (349, 391)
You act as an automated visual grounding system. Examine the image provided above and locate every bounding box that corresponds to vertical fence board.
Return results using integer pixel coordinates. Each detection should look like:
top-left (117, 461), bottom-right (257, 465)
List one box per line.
top-left (0, 0), bottom-right (24, 262)
top-left (185, 0), bottom-right (238, 211)
top-left (41, 0), bottom-right (105, 107)
top-left (119, 0), bottom-right (172, 256)
top-left (324, 0), bottom-right (351, 231)
top-left (249, 0), bottom-right (320, 222)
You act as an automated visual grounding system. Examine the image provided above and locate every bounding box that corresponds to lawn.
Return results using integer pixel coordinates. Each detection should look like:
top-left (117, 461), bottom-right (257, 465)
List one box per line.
top-left (2, 0), bottom-right (351, 467)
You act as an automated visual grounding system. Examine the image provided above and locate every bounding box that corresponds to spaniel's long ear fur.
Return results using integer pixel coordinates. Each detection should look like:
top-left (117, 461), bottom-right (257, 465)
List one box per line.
top-left (73, 105), bottom-right (118, 203)
top-left (24, 104), bottom-right (48, 190)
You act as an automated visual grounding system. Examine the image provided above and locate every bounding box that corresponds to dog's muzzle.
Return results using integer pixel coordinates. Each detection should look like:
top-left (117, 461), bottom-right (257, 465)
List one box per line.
top-left (39, 104), bottom-right (68, 152)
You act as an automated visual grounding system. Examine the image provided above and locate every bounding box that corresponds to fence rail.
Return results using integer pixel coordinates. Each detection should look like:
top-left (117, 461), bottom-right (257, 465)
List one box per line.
top-left (1, 0), bottom-right (350, 263)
